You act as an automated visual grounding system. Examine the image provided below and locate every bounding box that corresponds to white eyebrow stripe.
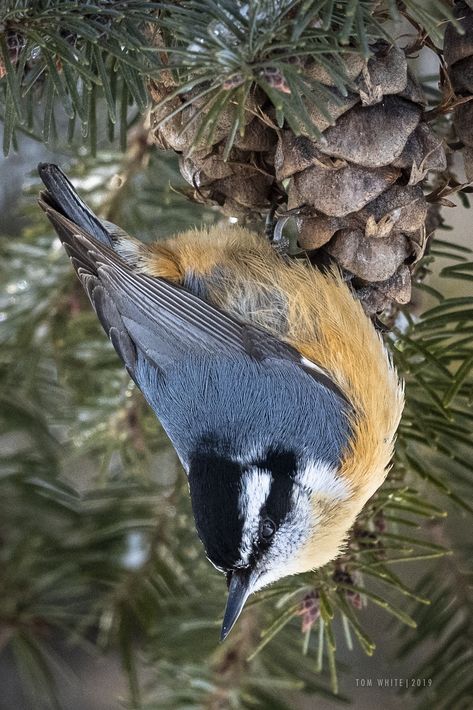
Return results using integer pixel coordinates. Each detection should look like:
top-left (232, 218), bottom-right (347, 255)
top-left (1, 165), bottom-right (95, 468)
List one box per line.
top-left (296, 459), bottom-right (349, 500)
top-left (238, 467), bottom-right (272, 564)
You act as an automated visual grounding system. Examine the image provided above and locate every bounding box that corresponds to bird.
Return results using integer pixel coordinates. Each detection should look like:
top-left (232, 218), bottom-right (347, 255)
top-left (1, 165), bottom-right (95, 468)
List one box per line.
top-left (37, 163), bottom-right (404, 641)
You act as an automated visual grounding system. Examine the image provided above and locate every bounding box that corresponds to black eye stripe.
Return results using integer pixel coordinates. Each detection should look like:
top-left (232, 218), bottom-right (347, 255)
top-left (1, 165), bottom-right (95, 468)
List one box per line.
top-left (250, 449), bottom-right (298, 478)
top-left (250, 448), bottom-right (298, 552)
top-left (263, 475), bottom-right (294, 529)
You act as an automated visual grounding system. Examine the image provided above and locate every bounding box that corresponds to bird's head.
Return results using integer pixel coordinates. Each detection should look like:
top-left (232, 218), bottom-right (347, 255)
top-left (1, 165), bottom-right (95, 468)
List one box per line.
top-left (188, 445), bottom-right (354, 640)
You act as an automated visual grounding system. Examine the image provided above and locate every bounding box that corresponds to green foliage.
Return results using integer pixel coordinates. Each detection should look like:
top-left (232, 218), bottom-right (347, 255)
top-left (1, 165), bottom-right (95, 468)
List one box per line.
top-left (0, 0), bottom-right (457, 155)
top-left (396, 542), bottom-right (473, 710)
top-left (394, 246), bottom-right (473, 516)
top-left (0, 0), bottom-right (164, 155)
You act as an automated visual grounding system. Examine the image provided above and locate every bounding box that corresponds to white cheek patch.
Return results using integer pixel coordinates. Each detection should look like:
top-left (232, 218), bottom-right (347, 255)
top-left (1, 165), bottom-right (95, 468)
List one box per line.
top-left (296, 459), bottom-right (349, 501)
top-left (238, 468), bottom-right (272, 564)
top-left (252, 491), bottom-right (314, 591)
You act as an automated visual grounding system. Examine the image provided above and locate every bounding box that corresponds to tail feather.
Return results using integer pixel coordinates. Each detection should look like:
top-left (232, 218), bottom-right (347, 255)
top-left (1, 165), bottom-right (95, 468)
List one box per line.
top-left (37, 163), bottom-right (113, 247)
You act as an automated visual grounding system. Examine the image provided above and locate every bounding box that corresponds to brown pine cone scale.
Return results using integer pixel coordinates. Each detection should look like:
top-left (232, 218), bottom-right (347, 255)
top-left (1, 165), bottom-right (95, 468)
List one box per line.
top-left (150, 40), bottom-right (446, 315)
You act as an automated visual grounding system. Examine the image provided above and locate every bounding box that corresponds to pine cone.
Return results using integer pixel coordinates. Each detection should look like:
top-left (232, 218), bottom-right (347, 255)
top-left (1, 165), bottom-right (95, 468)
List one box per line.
top-left (444, 1), bottom-right (473, 181)
top-left (150, 41), bottom-right (446, 314)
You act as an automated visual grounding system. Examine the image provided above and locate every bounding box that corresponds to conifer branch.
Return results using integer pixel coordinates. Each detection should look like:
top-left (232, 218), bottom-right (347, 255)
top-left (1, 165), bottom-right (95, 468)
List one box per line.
top-left (0, 2), bottom-right (472, 708)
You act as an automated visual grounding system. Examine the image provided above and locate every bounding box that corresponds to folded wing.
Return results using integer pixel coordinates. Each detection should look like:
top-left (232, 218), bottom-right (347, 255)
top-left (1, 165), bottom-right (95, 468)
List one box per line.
top-left (38, 164), bottom-right (348, 404)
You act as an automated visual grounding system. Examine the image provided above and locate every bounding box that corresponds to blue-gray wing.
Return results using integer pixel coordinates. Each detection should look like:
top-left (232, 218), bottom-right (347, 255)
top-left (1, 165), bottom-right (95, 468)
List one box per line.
top-left (38, 163), bottom-right (348, 403)
top-left (37, 204), bottom-right (251, 371)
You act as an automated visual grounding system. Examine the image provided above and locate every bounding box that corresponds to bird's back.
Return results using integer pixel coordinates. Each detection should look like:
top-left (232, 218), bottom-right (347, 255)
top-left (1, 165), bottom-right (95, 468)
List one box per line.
top-left (135, 224), bottom-right (404, 503)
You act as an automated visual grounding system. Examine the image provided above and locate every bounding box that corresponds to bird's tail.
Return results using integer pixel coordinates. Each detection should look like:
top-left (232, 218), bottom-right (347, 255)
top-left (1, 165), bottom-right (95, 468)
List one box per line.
top-left (38, 163), bottom-right (113, 247)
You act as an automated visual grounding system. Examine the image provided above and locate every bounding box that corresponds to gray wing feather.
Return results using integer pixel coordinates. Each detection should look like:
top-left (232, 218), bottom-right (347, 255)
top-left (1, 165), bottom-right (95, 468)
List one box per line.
top-left (38, 163), bottom-right (113, 247)
top-left (38, 173), bottom-right (349, 404)
top-left (38, 203), bottom-right (252, 370)
top-left (98, 258), bottom-right (245, 351)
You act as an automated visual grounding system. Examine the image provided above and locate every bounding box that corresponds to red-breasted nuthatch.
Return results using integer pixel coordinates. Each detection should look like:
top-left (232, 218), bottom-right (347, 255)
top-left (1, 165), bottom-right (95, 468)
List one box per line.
top-left (38, 164), bottom-right (404, 640)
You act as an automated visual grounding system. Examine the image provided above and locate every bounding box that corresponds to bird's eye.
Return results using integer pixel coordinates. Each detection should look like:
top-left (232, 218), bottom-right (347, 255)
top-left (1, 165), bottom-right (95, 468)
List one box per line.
top-left (260, 518), bottom-right (276, 542)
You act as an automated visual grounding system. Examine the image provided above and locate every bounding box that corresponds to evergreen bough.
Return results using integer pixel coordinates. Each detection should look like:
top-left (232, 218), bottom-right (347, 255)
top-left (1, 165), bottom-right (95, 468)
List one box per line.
top-left (0, 2), bottom-right (472, 708)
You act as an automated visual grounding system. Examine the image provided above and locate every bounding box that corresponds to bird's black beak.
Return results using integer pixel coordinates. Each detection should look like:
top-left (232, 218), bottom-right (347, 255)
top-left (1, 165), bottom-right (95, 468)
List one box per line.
top-left (220, 567), bottom-right (254, 641)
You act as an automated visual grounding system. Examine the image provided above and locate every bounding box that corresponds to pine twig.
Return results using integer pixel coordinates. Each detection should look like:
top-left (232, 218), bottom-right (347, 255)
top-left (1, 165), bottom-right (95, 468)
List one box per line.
top-left (206, 609), bottom-right (260, 710)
